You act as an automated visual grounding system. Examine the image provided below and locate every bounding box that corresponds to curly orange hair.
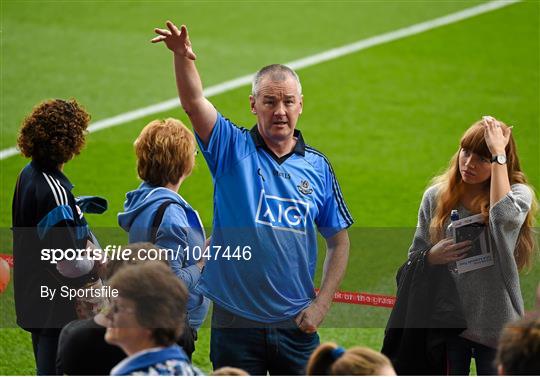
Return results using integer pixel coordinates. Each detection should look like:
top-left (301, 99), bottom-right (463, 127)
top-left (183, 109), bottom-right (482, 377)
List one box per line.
top-left (17, 99), bottom-right (90, 168)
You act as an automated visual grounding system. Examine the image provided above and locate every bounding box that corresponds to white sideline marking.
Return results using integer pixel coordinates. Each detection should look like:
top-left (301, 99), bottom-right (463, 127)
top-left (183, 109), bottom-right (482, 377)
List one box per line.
top-left (0, 0), bottom-right (519, 161)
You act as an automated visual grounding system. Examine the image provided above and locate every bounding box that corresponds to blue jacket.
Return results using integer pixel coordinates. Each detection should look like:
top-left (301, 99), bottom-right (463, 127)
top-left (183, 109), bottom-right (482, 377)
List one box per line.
top-left (110, 345), bottom-right (201, 375)
top-left (118, 182), bottom-right (209, 329)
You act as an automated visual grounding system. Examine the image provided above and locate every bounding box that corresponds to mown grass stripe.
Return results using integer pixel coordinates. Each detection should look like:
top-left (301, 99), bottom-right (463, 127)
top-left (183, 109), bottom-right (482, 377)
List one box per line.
top-left (0, 0), bottom-right (519, 161)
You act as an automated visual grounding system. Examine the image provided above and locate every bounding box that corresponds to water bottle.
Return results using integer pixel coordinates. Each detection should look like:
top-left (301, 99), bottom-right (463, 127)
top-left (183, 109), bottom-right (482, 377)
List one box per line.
top-left (446, 210), bottom-right (459, 238)
top-left (447, 210), bottom-right (459, 272)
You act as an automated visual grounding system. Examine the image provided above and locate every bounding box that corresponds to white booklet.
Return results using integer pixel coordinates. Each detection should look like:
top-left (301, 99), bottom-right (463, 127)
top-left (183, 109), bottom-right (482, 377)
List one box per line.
top-left (452, 213), bottom-right (494, 274)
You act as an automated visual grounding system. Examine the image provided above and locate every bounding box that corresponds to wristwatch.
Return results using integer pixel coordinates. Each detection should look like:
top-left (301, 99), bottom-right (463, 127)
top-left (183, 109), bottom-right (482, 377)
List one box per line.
top-left (491, 154), bottom-right (507, 165)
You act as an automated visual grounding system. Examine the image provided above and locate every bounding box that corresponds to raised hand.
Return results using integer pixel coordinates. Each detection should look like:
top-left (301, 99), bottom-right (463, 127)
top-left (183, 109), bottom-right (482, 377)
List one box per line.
top-left (482, 115), bottom-right (511, 156)
top-left (152, 21), bottom-right (197, 60)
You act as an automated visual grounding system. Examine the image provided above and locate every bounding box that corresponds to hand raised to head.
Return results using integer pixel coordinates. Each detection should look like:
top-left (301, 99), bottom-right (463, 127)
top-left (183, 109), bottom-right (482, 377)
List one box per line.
top-left (482, 115), bottom-right (511, 156)
top-left (151, 21), bottom-right (197, 60)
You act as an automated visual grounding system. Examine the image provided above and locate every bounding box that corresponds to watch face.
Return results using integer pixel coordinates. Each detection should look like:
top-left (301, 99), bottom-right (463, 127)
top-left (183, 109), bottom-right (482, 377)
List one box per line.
top-left (496, 155), bottom-right (507, 164)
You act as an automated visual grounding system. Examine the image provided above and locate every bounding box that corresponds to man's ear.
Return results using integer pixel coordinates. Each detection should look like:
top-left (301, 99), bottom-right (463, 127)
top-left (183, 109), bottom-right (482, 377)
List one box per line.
top-left (249, 95), bottom-right (256, 114)
top-left (299, 95), bottom-right (304, 115)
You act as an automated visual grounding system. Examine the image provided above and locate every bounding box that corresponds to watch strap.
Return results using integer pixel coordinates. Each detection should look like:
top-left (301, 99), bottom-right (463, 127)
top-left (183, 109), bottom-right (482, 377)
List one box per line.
top-left (491, 154), bottom-right (507, 164)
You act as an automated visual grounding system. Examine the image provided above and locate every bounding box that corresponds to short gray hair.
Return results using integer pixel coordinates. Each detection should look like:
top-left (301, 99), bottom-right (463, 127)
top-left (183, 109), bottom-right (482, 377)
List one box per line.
top-left (252, 64), bottom-right (302, 97)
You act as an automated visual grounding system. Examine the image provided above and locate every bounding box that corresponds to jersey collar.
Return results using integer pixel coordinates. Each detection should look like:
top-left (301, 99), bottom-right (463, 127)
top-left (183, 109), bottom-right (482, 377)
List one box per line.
top-left (31, 160), bottom-right (74, 190)
top-left (250, 125), bottom-right (306, 164)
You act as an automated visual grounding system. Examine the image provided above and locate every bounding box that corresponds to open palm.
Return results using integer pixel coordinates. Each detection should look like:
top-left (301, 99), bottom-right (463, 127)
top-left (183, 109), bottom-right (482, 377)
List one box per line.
top-left (152, 21), bottom-right (197, 60)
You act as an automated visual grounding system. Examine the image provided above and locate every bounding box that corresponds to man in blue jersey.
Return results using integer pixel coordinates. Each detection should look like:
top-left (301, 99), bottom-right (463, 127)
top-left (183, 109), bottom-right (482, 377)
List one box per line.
top-left (153, 21), bottom-right (353, 375)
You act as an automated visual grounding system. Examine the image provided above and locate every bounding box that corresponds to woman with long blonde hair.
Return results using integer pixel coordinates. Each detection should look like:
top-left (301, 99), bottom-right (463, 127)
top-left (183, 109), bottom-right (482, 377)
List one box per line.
top-left (407, 116), bottom-right (537, 375)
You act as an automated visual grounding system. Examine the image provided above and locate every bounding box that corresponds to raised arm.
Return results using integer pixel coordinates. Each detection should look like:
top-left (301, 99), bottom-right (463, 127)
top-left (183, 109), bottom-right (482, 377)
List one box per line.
top-left (152, 21), bottom-right (217, 144)
top-left (482, 115), bottom-right (512, 206)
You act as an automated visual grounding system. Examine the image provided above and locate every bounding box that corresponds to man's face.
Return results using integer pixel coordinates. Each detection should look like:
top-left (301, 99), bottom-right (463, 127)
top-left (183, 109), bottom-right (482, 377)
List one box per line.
top-left (250, 76), bottom-right (303, 145)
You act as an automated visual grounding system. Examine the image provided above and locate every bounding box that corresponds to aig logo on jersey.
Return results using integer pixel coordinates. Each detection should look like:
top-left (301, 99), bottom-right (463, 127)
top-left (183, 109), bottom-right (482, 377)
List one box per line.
top-left (255, 190), bottom-right (310, 234)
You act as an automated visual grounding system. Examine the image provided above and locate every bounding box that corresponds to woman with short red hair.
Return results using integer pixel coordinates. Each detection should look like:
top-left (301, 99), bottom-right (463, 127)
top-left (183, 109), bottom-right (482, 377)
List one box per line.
top-left (118, 118), bottom-right (209, 359)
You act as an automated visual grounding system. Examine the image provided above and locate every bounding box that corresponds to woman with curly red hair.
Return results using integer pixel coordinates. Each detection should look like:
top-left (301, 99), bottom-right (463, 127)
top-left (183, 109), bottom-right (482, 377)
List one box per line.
top-left (12, 99), bottom-right (101, 375)
top-left (403, 116), bottom-right (537, 374)
top-left (17, 99), bottom-right (89, 168)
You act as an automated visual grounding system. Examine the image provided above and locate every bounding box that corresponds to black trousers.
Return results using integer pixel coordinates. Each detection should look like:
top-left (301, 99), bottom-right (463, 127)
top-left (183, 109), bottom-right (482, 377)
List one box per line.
top-left (31, 329), bottom-right (61, 375)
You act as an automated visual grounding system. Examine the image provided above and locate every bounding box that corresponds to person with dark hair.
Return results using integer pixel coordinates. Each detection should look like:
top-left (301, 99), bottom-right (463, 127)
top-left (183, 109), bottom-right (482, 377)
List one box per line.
top-left (105, 262), bottom-right (201, 375)
top-left (12, 98), bottom-right (102, 375)
top-left (118, 118), bottom-right (209, 358)
top-left (152, 21), bottom-right (352, 374)
top-left (389, 116), bottom-right (537, 374)
top-left (306, 342), bottom-right (395, 375)
top-left (56, 243), bottom-right (163, 375)
top-left (496, 315), bottom-right (540, 375)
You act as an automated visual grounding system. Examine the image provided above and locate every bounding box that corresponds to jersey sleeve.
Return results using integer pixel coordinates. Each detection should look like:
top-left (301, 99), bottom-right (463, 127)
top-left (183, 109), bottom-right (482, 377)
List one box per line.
top-left (195, 112), bottom-right (251, 179)
top-left (37, 190), bottom-right (95, 280)
top-left (155, 204), bottom-right (201, 289)
top-left (316, 162), bottom-right (354, 239)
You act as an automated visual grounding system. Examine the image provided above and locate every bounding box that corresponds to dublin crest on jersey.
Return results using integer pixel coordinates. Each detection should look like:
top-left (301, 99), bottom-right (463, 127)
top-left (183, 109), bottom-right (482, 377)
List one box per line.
top-left (297, 180), bottom-right (313, 195)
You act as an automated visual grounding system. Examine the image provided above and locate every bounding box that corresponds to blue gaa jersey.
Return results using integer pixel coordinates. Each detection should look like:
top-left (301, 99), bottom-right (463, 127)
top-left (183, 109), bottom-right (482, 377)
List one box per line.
top-left (196, 112), bottom-right (353, 322)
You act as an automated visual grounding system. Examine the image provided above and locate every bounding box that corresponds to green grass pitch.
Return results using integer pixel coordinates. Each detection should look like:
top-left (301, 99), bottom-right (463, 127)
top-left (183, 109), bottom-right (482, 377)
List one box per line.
top-left (1, 1), bottom-right (538, 375)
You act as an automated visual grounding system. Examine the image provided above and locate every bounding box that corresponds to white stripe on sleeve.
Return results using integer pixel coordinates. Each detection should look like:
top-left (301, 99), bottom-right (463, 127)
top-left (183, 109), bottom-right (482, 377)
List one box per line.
top-left (54, 177), bottom-right (69, 206)
top-left (42, 173), bottom-right (61, 206)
